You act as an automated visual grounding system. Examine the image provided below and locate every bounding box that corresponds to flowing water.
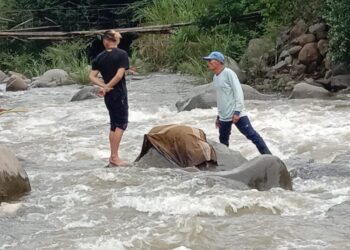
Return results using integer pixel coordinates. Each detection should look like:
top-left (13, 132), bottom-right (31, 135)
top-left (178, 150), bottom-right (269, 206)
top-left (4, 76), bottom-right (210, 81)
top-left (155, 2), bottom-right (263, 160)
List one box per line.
top-left (0, 73), bottom-right (350, 250)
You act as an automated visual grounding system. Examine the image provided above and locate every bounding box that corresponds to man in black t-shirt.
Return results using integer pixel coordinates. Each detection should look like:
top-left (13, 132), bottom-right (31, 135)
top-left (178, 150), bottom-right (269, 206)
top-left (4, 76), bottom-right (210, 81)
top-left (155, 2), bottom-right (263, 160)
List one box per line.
top-left (89, 30), bottom-right (129, 166)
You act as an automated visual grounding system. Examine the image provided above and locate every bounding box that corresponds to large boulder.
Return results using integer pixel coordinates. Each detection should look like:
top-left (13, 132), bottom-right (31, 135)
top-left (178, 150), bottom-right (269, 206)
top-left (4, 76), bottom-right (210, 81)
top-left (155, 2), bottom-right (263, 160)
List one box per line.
top-left (239, 38), bottom-right (275, 77)
top-left (211, 155), bottom-right (292, 191)
top-left (291, 34), bottom-right (316, 46)
top-left (176, 83), bottom-right (274, 112)
top-left (71, 86), bottom-right (100, 102)
top-left (289, 82), bottom-right (332, 99)
top-left (0, 145), bottom-right (31, 202)
top-left (208, 140), bottom-right (247, 171)
top-left (309, 22), bottom-right (327, 40)
top-left (298, 43), bottom-right (320, 65)
top-left (135, 125), bottom-right (292, 191)
top-left (6, 75), bottom-right (28, 91)
top-left (330, 74), bottom-right (350, 91)
top-left (332, 62), bottom-right (350, 76)
top-left (290, 19), bottom-right (307, 40)
top-left (31, 69), bottom-right (75, 88)
top-left (225, 57), bottom-right (247, 83)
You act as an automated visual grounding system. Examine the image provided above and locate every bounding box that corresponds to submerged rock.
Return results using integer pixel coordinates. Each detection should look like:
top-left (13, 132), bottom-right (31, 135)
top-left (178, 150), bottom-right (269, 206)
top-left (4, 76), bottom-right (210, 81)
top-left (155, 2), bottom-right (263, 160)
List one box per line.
top-left (71, 86), bottom-right (100, 101)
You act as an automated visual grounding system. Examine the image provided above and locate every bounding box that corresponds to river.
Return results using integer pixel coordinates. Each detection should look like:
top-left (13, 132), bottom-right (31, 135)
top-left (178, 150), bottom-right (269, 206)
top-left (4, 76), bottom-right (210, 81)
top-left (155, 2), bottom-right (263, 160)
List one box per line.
top-left (1, 73), bottom-right (350, 250)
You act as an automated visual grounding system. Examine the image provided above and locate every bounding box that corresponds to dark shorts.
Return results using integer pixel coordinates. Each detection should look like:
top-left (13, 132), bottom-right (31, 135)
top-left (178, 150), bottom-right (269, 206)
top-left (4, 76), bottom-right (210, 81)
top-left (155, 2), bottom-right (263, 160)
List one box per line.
top-left (104, 93), bottom-right (128, 132)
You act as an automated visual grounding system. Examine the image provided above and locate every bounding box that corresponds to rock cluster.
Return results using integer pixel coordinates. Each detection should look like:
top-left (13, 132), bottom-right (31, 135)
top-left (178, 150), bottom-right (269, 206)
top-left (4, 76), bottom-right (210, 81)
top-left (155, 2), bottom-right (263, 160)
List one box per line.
top-left (245, 19), bottom-right (350, 96)
top-left (0, 69), bottom-right (76, 92)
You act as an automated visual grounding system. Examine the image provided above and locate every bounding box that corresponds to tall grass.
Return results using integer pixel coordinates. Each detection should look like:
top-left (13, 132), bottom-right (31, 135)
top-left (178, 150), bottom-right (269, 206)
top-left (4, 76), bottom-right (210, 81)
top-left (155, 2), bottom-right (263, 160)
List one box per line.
top-left (132, 0), bottom-right (248, 81)
top-left (168, 27), bottom-right (235, 80)
top-left (132, 0), bottom-right (227, 78)
top-left (134, 0), bottom-right (216, 24)
top-left (42, 40), bottom-right (91, 84)
top-left (0, 52), bottom-right (49, 77)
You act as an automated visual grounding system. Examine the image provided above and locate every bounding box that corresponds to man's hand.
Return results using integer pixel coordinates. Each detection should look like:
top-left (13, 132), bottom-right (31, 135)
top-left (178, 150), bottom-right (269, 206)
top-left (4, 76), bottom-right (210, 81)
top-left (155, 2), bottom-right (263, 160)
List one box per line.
top-left (232, 114), bottom-right (240, 124)
top-left (215, 117), bottom-right (220, 128)
top-left (97, 86), bottom-right (113, 97)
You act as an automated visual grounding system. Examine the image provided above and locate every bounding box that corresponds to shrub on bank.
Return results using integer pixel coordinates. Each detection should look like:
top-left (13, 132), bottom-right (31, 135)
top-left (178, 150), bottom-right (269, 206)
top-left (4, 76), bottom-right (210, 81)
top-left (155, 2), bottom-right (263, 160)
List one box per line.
top-left (324, 0), bottom-right (350, 63)
top-left (0, 40), bottom-right (90, 84)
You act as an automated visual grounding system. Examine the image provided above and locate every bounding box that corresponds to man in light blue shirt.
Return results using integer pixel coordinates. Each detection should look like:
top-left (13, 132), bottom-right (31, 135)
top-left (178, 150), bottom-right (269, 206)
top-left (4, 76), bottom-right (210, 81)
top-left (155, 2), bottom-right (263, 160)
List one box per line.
top-left (203, 51), bottom-right (271, 154)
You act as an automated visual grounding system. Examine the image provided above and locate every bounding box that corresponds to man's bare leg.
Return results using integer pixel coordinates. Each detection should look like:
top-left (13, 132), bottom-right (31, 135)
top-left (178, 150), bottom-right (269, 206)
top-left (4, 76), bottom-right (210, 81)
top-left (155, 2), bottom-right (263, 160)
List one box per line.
top-left (109, 128), bottom-right (126, 166)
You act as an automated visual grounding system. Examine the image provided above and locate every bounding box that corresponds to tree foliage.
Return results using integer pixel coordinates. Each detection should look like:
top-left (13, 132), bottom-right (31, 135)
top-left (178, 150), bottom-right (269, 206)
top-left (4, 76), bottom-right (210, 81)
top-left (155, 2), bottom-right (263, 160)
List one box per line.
top-left (0, 0), bottom-right (141, 76)
top-left (0, 0), bottom-right (138, 31)
top-left (0, 0), bottom-right (349, 77)
top-left (324, 0), bottom-right (350, 63)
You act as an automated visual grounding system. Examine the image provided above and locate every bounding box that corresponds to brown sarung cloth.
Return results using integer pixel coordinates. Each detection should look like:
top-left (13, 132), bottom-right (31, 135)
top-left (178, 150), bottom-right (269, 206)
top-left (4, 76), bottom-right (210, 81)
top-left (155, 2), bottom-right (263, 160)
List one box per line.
top-left (135, 124), bottom-right (217, 168)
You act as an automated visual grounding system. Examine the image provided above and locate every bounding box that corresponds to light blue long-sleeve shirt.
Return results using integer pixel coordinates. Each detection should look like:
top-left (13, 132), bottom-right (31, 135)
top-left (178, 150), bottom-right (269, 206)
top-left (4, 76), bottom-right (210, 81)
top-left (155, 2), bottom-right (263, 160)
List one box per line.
top-left (213, 67), bottom-right (246, 121)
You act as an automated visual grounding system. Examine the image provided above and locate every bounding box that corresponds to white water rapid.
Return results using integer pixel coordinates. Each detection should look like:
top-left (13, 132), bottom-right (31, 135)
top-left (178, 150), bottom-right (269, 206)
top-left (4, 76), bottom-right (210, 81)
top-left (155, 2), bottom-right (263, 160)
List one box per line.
top-left (1, 73), bottom-right (350, 250)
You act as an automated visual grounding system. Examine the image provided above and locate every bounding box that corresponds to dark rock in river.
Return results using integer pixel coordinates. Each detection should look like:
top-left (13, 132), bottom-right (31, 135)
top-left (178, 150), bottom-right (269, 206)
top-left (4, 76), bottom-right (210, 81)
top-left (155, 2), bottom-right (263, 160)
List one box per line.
top-left (6, 75), bottom-right (28, 92)
top-left (176, 83), bottom-right (274, 112)
top-left (210, 155), bottom-right (293, 191)
top-left (0, 145), bottom-right (31, 202)
top-left (289, 82), bottom-right (332, 99)
top-left (71, 86), bottom-right (100, 102)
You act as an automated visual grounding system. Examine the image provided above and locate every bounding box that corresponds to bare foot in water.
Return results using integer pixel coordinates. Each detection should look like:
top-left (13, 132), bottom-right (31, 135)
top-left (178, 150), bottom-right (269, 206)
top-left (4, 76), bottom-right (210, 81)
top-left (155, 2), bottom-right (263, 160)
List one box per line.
top-left (109, 157), bottom-right (127, 167)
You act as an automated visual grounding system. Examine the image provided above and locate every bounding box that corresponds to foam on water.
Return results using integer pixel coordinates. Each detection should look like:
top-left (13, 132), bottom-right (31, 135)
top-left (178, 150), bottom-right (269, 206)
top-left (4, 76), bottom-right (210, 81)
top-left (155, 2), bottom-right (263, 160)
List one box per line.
top-left (1, 74), bottom-right (350, 249)
top-left (0, 202), bottom-right (22, 216)
top-left (77, 237), bottom-right (129, 250)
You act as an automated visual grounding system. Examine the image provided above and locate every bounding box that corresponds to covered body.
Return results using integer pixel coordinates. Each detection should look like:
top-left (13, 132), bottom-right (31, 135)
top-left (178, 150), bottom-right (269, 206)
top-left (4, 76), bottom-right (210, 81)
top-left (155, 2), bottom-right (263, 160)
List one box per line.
top-left (135, 124), bottom-right (217, 168)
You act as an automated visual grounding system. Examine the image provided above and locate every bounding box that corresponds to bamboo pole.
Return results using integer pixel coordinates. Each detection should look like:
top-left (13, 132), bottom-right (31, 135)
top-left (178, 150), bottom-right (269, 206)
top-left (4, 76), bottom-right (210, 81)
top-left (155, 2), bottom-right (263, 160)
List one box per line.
top-left (10, 18), bottom-right (34, 30)
top-left (0, 22), bottom-right (193, 40)
top-left (0, 107), bottom-right (28, 116)
top-left (1, 25), bottom-right (61, 32)
top-left (0, 17), bottom-right (15, 22)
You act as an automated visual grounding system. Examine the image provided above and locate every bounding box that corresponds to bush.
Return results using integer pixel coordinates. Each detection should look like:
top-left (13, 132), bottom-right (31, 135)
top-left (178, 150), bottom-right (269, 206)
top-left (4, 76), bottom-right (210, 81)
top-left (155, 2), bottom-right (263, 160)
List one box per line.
top-left (324, 0), bottom-right (350, 63)
top-left (0, 51), bottom-right (48, 77)
top-left (0, 40), bottom-right (91, 84)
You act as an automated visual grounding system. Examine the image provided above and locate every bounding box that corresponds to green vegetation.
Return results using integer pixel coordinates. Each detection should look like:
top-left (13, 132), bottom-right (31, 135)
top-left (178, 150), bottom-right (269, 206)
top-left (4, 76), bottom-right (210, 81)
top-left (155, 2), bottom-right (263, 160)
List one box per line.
top-left (41, 40), bottom-right (91, 84)
top-left (258, 0), bottom-right (323, 33)
top-left (0, 0), bottom-right (349, 83)
top-left (324, 0), bottom-right (350, 63)
top-left (0, 40), bottom-right (91, 84)
top-left (0, 0), bottom-right (138, 83)
top-left (131, 0), bottom-right (215, 79)
top-left (131, 0), bottom-right (259, 81)
top-left (133, 0), bottom-right (350, 79)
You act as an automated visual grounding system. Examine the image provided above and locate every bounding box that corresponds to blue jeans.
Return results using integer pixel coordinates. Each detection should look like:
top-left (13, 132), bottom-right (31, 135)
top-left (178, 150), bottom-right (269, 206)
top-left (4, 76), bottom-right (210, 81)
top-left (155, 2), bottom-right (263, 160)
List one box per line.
top-left (219, 116), bottom-right (271, 154)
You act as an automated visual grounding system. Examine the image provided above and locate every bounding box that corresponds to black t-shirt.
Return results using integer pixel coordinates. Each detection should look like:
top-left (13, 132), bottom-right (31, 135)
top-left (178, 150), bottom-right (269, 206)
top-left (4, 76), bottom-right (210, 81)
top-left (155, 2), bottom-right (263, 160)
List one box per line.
top-left (91, 48), bottom-right (129, 98)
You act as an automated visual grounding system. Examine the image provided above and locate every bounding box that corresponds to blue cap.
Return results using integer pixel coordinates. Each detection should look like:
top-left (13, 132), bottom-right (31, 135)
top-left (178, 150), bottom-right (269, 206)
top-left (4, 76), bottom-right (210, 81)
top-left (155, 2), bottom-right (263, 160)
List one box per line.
top-left (203, 51), bottom-right (225, 63)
